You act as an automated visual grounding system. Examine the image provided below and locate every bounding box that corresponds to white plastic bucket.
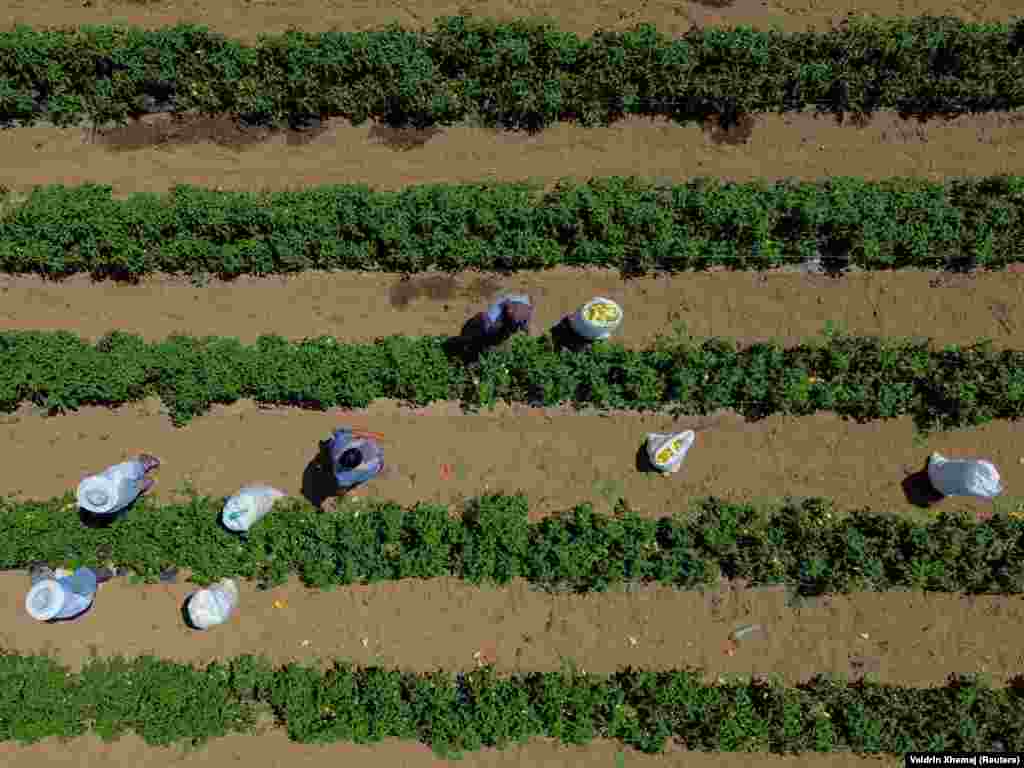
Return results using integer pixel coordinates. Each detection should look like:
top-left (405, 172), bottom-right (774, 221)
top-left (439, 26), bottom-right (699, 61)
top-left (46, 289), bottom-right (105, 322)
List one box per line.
top-left (646, 431), bottom-right (696, 474)
top-left (77, 460), bottom-right (147, 515)
top-left (222, 486), bottom-right (286, 533)
top-left (568, 297), bottom-right (623, 341)
top-left (187, 578), bottom-right (239, 630)
top-left (927, 453), bottom-right (1003, 499)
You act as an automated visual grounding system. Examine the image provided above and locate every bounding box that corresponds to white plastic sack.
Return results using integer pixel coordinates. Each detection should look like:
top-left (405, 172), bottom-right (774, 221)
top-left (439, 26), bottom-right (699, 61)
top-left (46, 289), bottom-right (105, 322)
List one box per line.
top-left (927, 452), bottom-right (1003, 499)
top-left (77, 459), bottom-right (147, 515)
top-left (569, 297), bottom-right (623, 341)
top-left (187, 578), bottom-right (239, 630)
top-left (222, 485), bottom-right (286, 532)
top-left (646, 431), bottom-right (696, 474)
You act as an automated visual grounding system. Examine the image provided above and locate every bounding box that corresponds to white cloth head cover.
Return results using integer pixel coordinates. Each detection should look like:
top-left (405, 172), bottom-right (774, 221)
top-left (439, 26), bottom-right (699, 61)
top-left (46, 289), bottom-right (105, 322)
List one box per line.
top-left (26, 579), bottom-right (66, 621)
top-left (77, 473), bottom-right (121, 514)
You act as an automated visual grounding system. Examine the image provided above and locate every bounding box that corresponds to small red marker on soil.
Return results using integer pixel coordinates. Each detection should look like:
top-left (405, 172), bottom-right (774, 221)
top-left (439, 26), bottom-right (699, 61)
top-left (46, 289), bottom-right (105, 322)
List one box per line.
top-left (441, 463), bottom-right (453, 481)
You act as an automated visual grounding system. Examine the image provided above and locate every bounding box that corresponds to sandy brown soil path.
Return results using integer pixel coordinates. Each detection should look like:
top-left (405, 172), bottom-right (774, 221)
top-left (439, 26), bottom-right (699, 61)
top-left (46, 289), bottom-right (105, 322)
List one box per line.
top-left (2, 112), bottom-right (1024, 197)
top-left (0, 399), bottom-right (1018, 520)
top-left (0, 734), bottom-right (906, 768)
top-left (2, 267), bottom-right (1024, 351)
top-left (4, 0), bottom-right (1019, 43)
top-left (2, 570), bottom-right (1023, 687)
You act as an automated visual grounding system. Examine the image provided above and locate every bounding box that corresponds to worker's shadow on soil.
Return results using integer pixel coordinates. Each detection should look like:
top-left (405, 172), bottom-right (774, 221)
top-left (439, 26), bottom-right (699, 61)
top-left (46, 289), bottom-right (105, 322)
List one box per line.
top-left (181, 596), bottom-right (200, 631)
top-left (301, 442), bottom-right (340, 510)
top-left (440, 315), bottom-right (489, 366)
top-left (549, 316), bottom-right (589, 354)
top-left (443, 314), bottom-right (526, 366)
top-left (442, 314), bottom-right (528, 365)
top-left (635, 444), bottom-right (661, 475)
top-left (901, 458), bottom-right (944, 508)
top-left (44, 600), bottom-right (96, 624)
top-left (440, 314), bottom-right (588, 367)
top-left (78, 504), bottom-right (137, 529)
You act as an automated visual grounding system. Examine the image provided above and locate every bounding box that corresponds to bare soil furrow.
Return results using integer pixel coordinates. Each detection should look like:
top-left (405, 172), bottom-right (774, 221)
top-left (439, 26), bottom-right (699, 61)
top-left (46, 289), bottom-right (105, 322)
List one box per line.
top-left (0, 399), bottom-right (1017, 520)
top-left (3, 267), bottom-right (1024, 350)
top-left (0, 733), bottom-right (905, 768)
top-left (3, 112), bottom-right (1024, 197)
top-left (2, 571), bottom-right (1023, 687)
top-left (3, 0), bottom-right (1017, 43)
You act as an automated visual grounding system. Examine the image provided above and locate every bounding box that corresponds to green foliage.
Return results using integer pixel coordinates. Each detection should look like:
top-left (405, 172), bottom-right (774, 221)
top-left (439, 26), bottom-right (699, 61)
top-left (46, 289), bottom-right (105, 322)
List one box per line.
top-left (2, 328), bottom-right (1023, 434)
top-left (0, 651), bottom-right (1020, 754)
top-left (6, 176), bottom-right (1024, 278)
top-left (4, 17), bottom-right (1024, 131)
top-left (3, 491), bottom-right (1024, 596)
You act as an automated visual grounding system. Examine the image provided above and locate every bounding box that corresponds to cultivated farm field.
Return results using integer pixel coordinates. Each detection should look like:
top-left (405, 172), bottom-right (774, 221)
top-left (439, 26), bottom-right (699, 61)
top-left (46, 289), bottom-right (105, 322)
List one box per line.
top-left (3, 1), bottom-right (1024, 768)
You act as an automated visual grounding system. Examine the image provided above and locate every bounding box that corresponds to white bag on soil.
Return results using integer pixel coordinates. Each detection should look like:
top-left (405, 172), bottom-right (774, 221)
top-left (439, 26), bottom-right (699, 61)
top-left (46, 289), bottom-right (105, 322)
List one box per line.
top-left (187, 578), bottom-right (239, 630)
top-left (222, 486), bottom-right (286, 532)
top-left (927, 452), bottom-right (1003, 499)
top-left (646, 431), bottom-right (696, 474)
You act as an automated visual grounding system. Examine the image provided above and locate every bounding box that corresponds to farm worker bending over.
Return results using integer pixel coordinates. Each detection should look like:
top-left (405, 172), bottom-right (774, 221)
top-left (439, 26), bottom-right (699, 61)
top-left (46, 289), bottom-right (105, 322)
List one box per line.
top-left (322, 428), bottom-right (384, 493)
top-left (458, 293), bottom-right (533, 356)
top-left (480, 294), bottom-right (532, 337)
top-left (25, 566), bottom-right (101, 623)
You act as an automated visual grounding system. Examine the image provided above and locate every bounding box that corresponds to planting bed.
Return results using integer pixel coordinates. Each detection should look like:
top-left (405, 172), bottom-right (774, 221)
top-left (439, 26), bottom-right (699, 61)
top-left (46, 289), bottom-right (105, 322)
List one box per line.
top-left (3, 1), bottom-right (1024, 768)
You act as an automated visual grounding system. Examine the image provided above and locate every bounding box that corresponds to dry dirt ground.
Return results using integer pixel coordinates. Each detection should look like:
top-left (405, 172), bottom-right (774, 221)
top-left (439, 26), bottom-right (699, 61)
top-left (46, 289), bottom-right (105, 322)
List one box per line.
top-left (3, 267), bottom-right (1024, 351)
top-left (3, 571), bottom-right (1023, 688)
top-left (3, 110), bottom-right (1024, 195)
top-left (2, 400), bottom-right (1023, 522)
top-left (3, 0), bottom-right (1021, 44)
top-left (3, 1), bottom-right (1024, 766)
top-left (0, 734), bottom-right (908, 768)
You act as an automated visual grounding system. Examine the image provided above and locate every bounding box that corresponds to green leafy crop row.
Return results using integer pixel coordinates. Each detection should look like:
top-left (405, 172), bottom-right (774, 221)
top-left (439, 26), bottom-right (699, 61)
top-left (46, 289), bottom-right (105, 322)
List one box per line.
top-left (2, 326), bottom-right (1023, 432)
top-left (0, 651), bottom-right (1019, 754)
top-left (3, 16), bottom-right (1024, 131)
top-left (4, 176), bottom-right (1024, 278)
top-left (6, 491), bottom-right (1024, 595)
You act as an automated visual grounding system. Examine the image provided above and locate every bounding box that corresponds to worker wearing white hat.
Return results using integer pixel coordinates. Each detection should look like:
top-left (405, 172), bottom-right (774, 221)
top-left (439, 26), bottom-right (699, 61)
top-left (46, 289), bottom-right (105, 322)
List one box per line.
top-left (25, 567), bottom-right (98, 622)
top-left (77, 453), bottom-right (160, 516)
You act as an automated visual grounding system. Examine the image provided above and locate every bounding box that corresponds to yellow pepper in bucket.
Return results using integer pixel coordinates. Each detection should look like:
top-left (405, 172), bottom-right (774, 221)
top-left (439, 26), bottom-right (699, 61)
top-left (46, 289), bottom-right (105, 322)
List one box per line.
top-left (584, 301), bottom-right (621, 326)
top-left (655, 437), bottom-right (687, 466)
top-left (570, 297), bottom-right (623, 340)
top-left (646, 431), bottom-right (696, 474)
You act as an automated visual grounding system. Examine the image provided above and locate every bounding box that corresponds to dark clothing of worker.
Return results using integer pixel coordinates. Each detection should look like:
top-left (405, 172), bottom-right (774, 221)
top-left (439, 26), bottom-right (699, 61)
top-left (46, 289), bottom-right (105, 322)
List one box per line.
top-left (322, 428), bottom-right (384, 491)
top-left (452, 294), bottom-right (532, 363)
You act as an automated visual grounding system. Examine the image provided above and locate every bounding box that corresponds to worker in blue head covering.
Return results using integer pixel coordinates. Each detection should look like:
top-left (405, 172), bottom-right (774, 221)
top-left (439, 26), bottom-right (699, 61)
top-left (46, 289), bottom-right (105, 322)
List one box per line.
top-left (453, 293), bottom-right (533, 360)
top-left (479, 293), bottom-right (532, 337)
top-left (321, 427), bottom-right (384, 494)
